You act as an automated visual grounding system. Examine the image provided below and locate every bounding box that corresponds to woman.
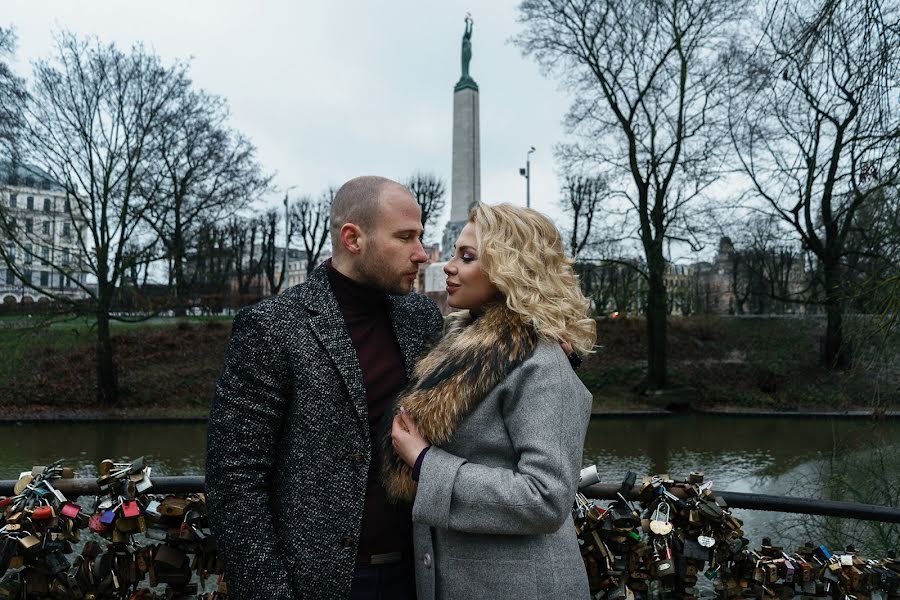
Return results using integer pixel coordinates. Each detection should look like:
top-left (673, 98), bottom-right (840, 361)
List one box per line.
top-left (382, 202), bottom-right (595, 600)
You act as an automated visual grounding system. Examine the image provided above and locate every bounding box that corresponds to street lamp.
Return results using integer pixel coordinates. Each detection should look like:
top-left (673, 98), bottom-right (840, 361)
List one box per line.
top-left (519, 146), bottom-right (536, 208)
top-left (283, 185), bottom-right (298, 280)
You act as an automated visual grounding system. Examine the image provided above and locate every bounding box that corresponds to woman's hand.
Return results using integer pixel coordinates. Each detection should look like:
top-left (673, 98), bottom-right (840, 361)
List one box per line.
top-left (391, 407), bottom-right (430, 468)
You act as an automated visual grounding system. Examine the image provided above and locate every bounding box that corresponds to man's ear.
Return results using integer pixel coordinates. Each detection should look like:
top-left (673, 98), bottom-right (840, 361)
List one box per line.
top-left (339, 223), bottom-right (364, 255)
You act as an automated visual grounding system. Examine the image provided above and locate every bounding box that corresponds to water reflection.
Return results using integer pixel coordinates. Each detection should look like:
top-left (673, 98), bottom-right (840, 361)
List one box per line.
top-left (0, 421), bottom-right (207, 478)
top-left (1, 415), bottom-right (897, 553)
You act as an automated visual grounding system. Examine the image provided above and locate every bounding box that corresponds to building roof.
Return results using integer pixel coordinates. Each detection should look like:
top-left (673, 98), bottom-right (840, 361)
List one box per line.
top-left (0, 161), bottom-right (65, 192)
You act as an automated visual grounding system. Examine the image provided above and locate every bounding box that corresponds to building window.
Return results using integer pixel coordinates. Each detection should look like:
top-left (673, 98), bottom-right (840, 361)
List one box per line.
top-left (5, 269), bottom-right (13, 285)
top-left (64, 199), bottom-right (71, 212)
top-left (5, 243), bottom-right (14, 263)
top-left (24, 243), bottom-right (32, 264)
top-left (40, 271), bottom-right (49, 286)
top-left (62, 249), bottom-right (70, 266)
top-left (63, 222), bottom-right (71, 237)
top-left (43, 198), bottom-right (51, 212)
top-left (41, 246), bottom-right (49, 265)
top-left (23, 269), bottom-right (32, 284)
top-left (9, 194), bottom-right (16, 208)
top-left (42, 221), bottom-right (51, 235)
top-left (26, 196), bottom-right (34, 210)
top-left (25, 218), bottom-right (33, 233)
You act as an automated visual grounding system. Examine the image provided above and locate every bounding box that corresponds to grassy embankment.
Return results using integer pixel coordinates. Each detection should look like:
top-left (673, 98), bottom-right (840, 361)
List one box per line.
top-left (0, 316), bottom-right (230, 416)
top-left (583, 315), bottom-right (899, 411)
top-left (0, 313), bottom-right (897, 416)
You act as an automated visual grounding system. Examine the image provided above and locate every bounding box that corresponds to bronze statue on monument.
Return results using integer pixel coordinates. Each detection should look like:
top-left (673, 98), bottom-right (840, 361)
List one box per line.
top-left (455, 13), bottom-right (479, 92)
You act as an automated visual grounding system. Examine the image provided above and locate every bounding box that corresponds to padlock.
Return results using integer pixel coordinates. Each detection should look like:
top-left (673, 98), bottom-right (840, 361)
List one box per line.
top-left (682, 538), bottom-right (711, 563)
top-left (88, 512), bottom-right (109, 533)
top-left (31, 503), bottom-right (56, 520)
top-left (688, 507), bottom-right (702, 525)
top-left (651, 554), bottom-right (676, 578)
top-left (121, 499), bottom-right (141, 518)
top-left (100, 509), bottom-right (117, 525)
top-left (649, 501), bottom-right (673, 536)
top-left (144, 500), bottom-right (162, 518)
top-left (17, 534), bottom-right (41, 553)
top-left (59, 501), bottom-right (81, 519)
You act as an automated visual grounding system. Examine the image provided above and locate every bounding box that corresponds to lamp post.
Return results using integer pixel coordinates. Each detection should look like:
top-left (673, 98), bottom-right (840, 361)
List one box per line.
top-left (283, 185), bottom-right (298, 285)
top-left (519, 146), bottom-right (535, 208)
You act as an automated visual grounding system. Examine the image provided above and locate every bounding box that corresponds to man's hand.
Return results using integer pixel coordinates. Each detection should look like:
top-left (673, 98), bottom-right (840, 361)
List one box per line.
top-left (391, 407), bottom-right (430, 468)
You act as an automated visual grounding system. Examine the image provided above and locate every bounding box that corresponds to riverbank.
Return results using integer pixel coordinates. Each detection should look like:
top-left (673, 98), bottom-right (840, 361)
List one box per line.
top-left (0, 313), bottom-right (897, 415)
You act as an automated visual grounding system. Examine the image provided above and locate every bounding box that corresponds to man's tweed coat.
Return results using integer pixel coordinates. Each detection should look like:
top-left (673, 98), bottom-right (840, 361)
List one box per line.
top-left (205, 265), bottom-right (443, 600)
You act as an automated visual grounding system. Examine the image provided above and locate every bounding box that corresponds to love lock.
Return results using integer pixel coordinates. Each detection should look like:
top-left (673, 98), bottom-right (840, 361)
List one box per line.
top-left (649, 501), bottom-right (673, 535)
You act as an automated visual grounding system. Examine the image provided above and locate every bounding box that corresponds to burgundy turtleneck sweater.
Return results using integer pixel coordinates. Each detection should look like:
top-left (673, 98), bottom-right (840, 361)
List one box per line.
top-left (325, 259), bottom-right (412, 561)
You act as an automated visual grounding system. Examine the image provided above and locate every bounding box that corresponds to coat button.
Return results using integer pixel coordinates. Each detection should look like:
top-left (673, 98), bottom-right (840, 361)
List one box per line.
top-left (423, 552), bottom-right (432, 568)
top-left (351, 452), bottom-right (364, 464)
top-left (341, 536), bottom-right (354, 548)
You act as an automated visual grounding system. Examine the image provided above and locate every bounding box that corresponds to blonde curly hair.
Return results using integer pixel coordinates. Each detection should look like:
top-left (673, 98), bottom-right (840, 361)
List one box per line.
top-left (470, 202), bottom-right (596, 356)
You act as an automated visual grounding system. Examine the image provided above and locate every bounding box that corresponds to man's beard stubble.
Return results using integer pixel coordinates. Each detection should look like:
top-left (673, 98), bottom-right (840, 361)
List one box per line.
top-left (356, 248), bottom-right (413, 296)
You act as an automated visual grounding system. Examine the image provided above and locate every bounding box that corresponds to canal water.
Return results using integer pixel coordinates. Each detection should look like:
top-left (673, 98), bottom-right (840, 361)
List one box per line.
top-left (1, 415), bottom-right (897, 555)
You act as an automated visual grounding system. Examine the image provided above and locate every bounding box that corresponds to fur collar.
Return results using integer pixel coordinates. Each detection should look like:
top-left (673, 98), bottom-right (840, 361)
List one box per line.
top-left (381, 302), bottom-right (539, 503)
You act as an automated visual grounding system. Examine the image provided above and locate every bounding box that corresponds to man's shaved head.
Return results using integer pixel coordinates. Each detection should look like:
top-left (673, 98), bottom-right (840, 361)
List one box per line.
top-left (330, 175), bottom-right (406, 242)
top-left (329, 175), bottom-right (426, 294)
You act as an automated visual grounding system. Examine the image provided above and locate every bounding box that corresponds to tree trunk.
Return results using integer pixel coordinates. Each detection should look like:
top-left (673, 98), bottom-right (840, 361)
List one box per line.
top-left (822, 261), bottom-right (849, 369)
top-left (173, 250), bottom-right (187, 317)
top-left (172, 215), bottom-right (187, 317)
top-left (646, 252), bottom-right (668, 389)
top-left (96, 308), bottom-right (119, 405)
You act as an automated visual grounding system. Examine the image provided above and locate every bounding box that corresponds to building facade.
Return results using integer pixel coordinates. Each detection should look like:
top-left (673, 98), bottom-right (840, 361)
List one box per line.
top-left (0, 163), bottom-right (90, 306)
top-left (692, 237), bottom-right (812, 315)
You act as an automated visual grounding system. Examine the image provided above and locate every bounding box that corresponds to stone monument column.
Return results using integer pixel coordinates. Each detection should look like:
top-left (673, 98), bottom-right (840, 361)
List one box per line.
top-left (442, 14), bottom-right (481, 260)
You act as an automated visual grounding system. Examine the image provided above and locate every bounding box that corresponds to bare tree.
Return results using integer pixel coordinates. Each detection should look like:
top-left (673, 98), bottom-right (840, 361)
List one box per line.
top-left (0, 26), bottom-right (26, 159)
top-left (290, 188), bottom-right (332, 278)
top-left (0, 33), bottom-right (188, 404)
top-left (561, 173), bottom-right (608, 259)
top-left (228, 215), bottom-right (264, 295)
top-left (405, 172), bottom-right (446, 239)
top-left (516, 0), bottom-right (741, 389)
top-left (191, 221), bottom-right (234, 296)
top-left (728, 0), bottom-right (900, 367)
top-left (142, 88), bottom-right (271, 315)
top-left (843, 187), bottom-right (900, 315)
top-left (260, 208), bottom-right (287, 296)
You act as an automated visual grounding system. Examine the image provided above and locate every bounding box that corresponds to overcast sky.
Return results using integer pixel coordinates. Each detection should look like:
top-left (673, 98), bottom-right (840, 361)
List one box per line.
top-left (5, 1), bottom-right (573, 243)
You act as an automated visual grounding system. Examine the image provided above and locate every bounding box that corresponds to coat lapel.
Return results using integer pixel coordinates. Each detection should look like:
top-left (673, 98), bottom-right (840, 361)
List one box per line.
top-left (388, 295), bottom-right (427, 377)
top-left (299, 266), bottom-right (370, 439)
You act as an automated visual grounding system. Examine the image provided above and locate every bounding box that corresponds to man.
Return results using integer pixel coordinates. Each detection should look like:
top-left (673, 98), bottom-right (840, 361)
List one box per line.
top-left (206, 176), bottom-right (443, 599)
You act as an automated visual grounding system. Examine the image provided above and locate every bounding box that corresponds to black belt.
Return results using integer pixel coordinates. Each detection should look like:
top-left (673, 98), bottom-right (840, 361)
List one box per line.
top-left (355, 551), bottom-right (406, 566)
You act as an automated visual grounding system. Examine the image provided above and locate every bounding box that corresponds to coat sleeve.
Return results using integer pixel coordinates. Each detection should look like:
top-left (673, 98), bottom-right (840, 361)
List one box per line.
top-left (412, 345), bottom-right (591, 535)
top-left (205, 308), bottom-right (296, 600)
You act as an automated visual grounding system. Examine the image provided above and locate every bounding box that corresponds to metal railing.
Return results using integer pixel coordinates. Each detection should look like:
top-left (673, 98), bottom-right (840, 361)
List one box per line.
top-left (2, 476), bottom-right (898, 523)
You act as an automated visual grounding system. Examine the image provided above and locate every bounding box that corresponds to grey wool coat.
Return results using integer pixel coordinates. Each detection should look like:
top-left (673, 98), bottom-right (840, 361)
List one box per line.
top-left (412, 342), bottom-right (592, 600)
top-left (384, 306), bottom-right (593, 600)
top-left (205, 264), bottom-right (442, 600)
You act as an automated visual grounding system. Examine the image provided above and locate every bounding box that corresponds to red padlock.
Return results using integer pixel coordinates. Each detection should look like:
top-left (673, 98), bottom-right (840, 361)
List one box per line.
top-left (88, 511), bottom-right (109, 533)
top-left (121, 499), bottom-right (141, 518)
top-left (31, 505), bottom-right (56, 520)
top-left (59, 502), bottom-right (81, 519)
top-left (0, 497), bottom-right (13, 509)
